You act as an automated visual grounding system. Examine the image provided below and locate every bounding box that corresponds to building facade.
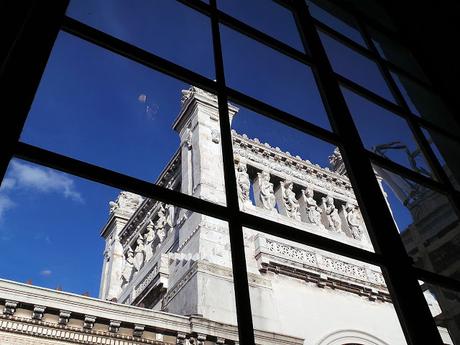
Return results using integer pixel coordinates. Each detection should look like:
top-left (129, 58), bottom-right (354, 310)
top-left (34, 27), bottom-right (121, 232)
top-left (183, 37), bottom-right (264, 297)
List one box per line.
top-left (0, 87), bottom-right (453, 345)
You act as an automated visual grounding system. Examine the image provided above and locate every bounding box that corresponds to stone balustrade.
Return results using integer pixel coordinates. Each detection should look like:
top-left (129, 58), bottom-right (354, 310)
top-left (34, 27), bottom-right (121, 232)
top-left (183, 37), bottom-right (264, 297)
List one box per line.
top-left (253, 233), bottom-right (390, 302)
top-left (233, 131), bottom-right (369, 244)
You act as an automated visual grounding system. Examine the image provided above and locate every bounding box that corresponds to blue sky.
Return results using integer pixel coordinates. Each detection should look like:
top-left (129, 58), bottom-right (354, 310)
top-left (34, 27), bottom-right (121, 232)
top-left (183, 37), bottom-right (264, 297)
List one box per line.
top-left (0, 0), bottom-right (439, 297)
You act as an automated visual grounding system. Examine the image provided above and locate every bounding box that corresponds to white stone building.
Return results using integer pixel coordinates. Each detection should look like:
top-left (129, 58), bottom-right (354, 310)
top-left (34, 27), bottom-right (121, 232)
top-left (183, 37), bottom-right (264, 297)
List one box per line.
top-left (0, 87), bottom-right (452, 345)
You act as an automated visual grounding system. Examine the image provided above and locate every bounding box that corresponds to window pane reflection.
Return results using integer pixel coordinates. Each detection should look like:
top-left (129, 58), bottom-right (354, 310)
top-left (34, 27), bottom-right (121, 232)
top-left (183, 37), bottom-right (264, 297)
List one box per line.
top-left (423, 283), bottom-right (460, 345)
top-left (374, 165), bottom-right (460, 280)
top-left (342, 88), bottom-right (433, 177)
top-left (422, 128), bottom-right (460, 191)
top-left (391, 71), bottom-right (460, 135)
top-left (370, 27), bottom-right (428, 83)
top-left (308, 0), bottom-right (366, 46)
top-left (320, 32), bottom-right (395, 101)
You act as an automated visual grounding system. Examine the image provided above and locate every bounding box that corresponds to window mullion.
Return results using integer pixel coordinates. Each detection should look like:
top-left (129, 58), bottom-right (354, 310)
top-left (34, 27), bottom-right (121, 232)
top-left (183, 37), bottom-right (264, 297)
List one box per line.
top-left (293, 1), bottom-right (444, 344)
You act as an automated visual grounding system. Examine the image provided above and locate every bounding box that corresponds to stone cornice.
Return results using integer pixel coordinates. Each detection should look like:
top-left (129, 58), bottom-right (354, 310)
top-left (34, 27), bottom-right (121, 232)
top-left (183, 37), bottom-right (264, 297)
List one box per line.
top-left (0, 279), bottom-right (303, 345)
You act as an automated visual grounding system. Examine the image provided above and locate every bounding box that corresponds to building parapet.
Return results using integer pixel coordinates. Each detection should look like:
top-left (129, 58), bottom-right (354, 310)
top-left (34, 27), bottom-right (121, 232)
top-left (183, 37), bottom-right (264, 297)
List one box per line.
top-left (0, 279), bottom-right (303, 345)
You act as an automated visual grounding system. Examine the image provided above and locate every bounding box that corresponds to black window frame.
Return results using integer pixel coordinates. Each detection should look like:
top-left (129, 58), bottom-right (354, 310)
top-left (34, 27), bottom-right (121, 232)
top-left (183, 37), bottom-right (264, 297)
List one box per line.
top-left (1, 1), bottom-right (460, 344)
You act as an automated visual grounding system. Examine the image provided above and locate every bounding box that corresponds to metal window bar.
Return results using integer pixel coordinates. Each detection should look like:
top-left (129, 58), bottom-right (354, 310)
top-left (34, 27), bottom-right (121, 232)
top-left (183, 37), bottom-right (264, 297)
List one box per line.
top-left (1, 1), bottom-right (459, 345)
top-left (290, 0), bottom-right (446, 344)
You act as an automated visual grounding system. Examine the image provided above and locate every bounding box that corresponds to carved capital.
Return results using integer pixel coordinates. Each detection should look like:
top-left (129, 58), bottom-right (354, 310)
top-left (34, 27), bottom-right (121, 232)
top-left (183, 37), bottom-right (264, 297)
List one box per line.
top-left (3, 300), bottom-right (18, 316)
top-left (176, 332), bottom-right (187, 344)
top-left (58, 310), bottom-right (71, 325)
top-left (83, 315), bottom-right (96, 330)
top-left (109, 320), bottom-right (121, 333)
top-left (32, 305), bottom-right (46, 320)
top-left (216, 337), bottom-right (226, 344)
top-left (195, 333), bottom-right (206, 345)
top-left (133, 324), bottom-right (145, 338)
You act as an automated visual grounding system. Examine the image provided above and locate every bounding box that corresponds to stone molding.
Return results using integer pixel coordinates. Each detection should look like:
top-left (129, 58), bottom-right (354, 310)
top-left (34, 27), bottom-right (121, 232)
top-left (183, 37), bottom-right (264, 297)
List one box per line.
top-left (0, 314), bottom-right (167, 345)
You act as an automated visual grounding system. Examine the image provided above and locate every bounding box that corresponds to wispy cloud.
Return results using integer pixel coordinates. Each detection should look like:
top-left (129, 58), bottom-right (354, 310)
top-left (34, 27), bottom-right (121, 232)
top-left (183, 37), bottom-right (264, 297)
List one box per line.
top-left (0, 160), bottom-right (84, 223)
top-left (9, 160), bottom-right (83, 202)
top-left (40, 269), bottom-right (52, 277)
top-left (0, 194), bottom-right (15, 219)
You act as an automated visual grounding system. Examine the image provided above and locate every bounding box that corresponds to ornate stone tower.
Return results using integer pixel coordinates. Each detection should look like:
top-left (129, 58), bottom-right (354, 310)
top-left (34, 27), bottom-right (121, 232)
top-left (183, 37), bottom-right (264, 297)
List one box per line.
top-left (97, 87), bottom-right (416, 345)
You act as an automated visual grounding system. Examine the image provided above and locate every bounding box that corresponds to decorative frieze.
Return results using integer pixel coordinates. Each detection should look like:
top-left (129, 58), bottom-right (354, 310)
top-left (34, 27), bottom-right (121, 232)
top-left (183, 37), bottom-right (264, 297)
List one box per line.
top-left (258, 236), bottom-right (386, 293)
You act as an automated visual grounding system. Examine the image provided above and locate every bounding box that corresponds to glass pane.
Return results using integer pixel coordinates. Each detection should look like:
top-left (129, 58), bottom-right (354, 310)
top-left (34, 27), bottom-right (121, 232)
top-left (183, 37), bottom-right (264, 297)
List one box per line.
top-left (66, 0), bottom-right (214, 78)
top-left (20, 32), bottom-right (226, 206)
top-left (370, 28), bottom-right (428, 83)
top-left (231, 104), bottom-right (373, 251)
top-left (391, 71), bottom-right (460, 135)
top-left (220, 24), bottom-right (331, 130)
top-left (243, 228), bottom-right (408, 344)
top-left (218, 0), bottom-right (304, 51)
top-left (344, 0), bottom-right (398, 32)
top-left (342, 87), bottom-right (433, 177)
top-left (308, 0), bottom-right (367, 46)
top-left (320, 31), bottom-right (395, 101)
top-left (0, 159), bottom-right (239, 344)
top-left (422, 128), bottom-right (460, 191)
top-left (423, 283), bottom-right (460, 345)
top-left (374, 165), bottom-right (460, 280)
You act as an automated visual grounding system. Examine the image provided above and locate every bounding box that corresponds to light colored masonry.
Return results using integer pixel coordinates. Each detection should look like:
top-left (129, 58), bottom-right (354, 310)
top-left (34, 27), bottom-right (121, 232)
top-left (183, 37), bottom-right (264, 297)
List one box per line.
top-left (0, 87), bottom-right (452, 345)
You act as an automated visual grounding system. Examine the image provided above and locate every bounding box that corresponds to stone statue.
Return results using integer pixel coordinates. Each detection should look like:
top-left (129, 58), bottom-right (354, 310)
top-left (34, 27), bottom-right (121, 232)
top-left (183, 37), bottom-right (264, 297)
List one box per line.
top-left (342, 202), bottom-right (363, 240)
top-left (155, 205), bottom-right (167, 243)
top-left (328, 147), bottom-right (346, 175)
top-left (257, 171), bottom-right (276, 211)
top-left (109, 191), bottom-right (143, 215)
top-left (133, 235), bottom-right (145, 271)
top-left (166, 204), bottom-right (175, 228)
top-left (183, 127), bottom-right (192, 150)
top-left (121, 248), bottom-right (134, 286)
top-left (282, 181), bottom-right (301, 221)
top-left (322, 195), bottom-right (342, 232)
top-left (236, 162), bottom-right (251, 207)
top-left (301, 187), bottom-right (324, 228)
top-left (143, 220), bottom-right (156, 262)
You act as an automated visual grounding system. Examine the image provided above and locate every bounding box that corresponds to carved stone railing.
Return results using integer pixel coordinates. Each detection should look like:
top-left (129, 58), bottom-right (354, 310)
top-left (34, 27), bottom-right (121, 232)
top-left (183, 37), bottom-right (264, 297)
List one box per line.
top-left (233, 131), bottom-right (370, 247)
top-left (0, 279), bottom-right (304, 345)
top-left (254, 234), bottom-right (390, 302)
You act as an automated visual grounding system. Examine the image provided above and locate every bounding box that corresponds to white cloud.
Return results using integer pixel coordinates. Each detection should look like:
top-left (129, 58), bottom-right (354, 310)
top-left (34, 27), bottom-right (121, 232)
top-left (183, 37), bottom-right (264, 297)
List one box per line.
top-left (40, 269), bottom-right (52, 276)
top-left (9, 160), bottom-right (83, 203)
top-left (0, 194), bottom-right (15, 222)
top-left (0, 177), bottom-right (16, 191)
